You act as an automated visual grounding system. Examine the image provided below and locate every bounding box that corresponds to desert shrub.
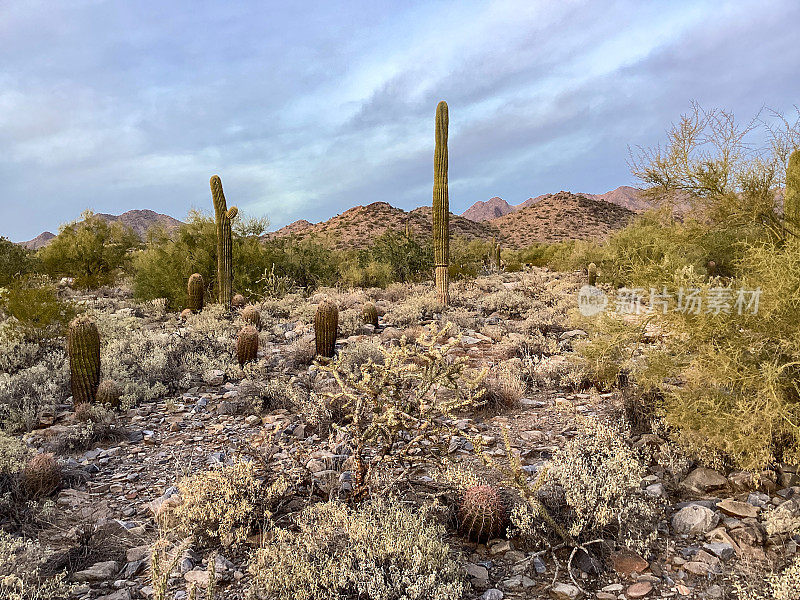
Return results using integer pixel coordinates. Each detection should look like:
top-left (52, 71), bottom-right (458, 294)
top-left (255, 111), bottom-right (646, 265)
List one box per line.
top-left (362, 230), bottom-right (433, 283)
top-left (735, 555), bottom-right (800, 600)
top-left (449, 236), bottom-right (493, 279)
top-left (477, 368), bottom-right (525, 412)
top-left (0, 531), bottom-right (73, 600)
top-left (479, 289), bottom-right (532, 318)
top-left (0, 237), bottom-right (37, 286)
top-left (38, 210), bottom-right (140, 288)
top-left (0, 279), bottom-right (76, 341)
top-left (0, 430), bottom-right (30, 477)
top-left (385, 290), bottom-right (441, 326)
top-left (337, 339), bottom-right (385, 376)
top-left (248, 497), bottom-right (467, 600)
top-left (46, 406), bottom-right (127, 454)
top-left (174, 461), bottom-right (291, 547)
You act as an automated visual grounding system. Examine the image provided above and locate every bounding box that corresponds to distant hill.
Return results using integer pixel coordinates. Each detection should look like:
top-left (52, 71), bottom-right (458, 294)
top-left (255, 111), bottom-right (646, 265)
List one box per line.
top-left (18, 209), bottom-right (183, 249)
top-left (491, 191), bottom-right (635, 248)
top-left (268, 201), bottom-right (497, 250)
top-left (462, 185), bottom-right (648, 222)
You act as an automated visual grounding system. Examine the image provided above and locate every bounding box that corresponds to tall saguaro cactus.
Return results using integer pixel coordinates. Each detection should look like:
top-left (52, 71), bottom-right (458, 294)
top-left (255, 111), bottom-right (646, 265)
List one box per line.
top-left (67, 315), bottom-right (100, 405)
top-left (433, 100), bottom-right (450, 305)
top-left (785, 149), bottom-right (800, 231)
top-left (210, 175), bottom-right (238, 307)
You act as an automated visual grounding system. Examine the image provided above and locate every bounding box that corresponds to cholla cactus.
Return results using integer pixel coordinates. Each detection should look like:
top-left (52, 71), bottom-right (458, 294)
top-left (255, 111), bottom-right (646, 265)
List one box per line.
top-left (67, 315), bottom-right (100, 405)
top-left (237, 325), bottom-right (259, 366)
top-left (433, 100), bottom-right (450, 305)
top-left (241, 305), bottom-right (261, 330)
top-left (361, 302), bottom-right (378, 327)
top-left (96, 379), bottom-right (122, 408)
top-left (587, 262), bottom-right (597, 286)
top-left (187, 273), bottom-right (205, 312)
top-left (458, 485), bottom-right (508, 542)
top-left (210, 175), bottom-right (238, 307)
top-left (785, 149), bottom-right (800, 230)
top-left (315, 300), bottom-right (338, 358)
top-left (22, 453), bottom-right (61, 498)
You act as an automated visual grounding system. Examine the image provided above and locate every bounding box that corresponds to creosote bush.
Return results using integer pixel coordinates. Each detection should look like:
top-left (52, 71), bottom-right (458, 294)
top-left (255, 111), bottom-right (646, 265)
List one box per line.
top-left (0, 530), bottom-right (73, 600)
top-left (248, 497), bottom-right (467, 600)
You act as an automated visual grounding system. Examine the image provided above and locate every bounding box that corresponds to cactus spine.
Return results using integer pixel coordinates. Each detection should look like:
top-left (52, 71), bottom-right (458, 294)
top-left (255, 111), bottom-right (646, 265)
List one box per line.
top-left (237, 325), bottom-right (259, 366)
top-left (187, 273), bottom-right (204, 312)
top-left (210, 175), bottom-right (237, 307)
top-left (314, 300), bottom-right (339, 358)
top-left (587, 262), bottom-right (597, 286)
top-left (67, 315), bottom-right (100, 405)
top-left (458, 485), bottom-right (508, 542)
top-left (785, 149), bottom-right (800, 231)
top-left (362, 302), bottom-right (378, 327)
top-left (433, 100), bottom-right (450, 305)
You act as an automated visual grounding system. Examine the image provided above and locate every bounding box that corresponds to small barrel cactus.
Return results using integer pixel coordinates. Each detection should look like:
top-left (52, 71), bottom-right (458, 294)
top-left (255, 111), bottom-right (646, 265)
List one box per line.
top-left (22, 453), bottom-right (61, 498)
top-left (67, 315), bottom-right (101, 406)
top-left (362, 302), bottom-right (378, 327)
top-left (232, 294), bottom-right (247, 309)
top-left (187, 273), bottom-right (205, 312)
top-left (458, 485), bottom-right (508, 542)
top-left (180, 308), bottom-right (193, 320)
top-left (707, 260), bottom-right (717, 276)
top-left (587, 262), bottom-right (597, 286)
top-left (96, 379), bottom-right (122, 408)
top-left (241, 305), bottom-right (261, 330)
top-left (237, 325), bottom-right (259, 366)
top-left (314, 300), bottom-right (339, 358)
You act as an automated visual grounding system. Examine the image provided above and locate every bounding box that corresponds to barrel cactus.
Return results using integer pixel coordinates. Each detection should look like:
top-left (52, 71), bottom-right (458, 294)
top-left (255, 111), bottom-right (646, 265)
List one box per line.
top-left (458, 485), bottom-right (508, 542)
top-left (587, 262), bottom-right (597, 286)
top-left (67, 315), bottom-right (100, 406)
top-left (22, 453), bottom-right (61, 498)
top-left (96, 379), bottom-right (122, 408)
top-left (362, 302), bottom-right (378, 327)
top-left (237, 325), bottom-right (259, 366)
top-left (210, 175), bottom-right (238, 307)
top-left (314, 300), bottom-right (339, 358)
top-left (241, 305), bottom-right (261, 330)
top-left (433, 100), bottom-right (450, 305)
top-left (785, 149), bottom-right (800, 230)
top-left (187, 273), bottom-right (205, 312)
top-left (232, 293), bottom-right (246, 309)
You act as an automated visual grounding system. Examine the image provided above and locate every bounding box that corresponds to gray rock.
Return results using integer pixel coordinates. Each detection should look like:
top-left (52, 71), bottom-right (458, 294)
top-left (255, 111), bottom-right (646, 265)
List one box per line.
top-left (96, 591), bottom-right (131, 600)
top-left (671, 505), bottom-right (720, 535)
top-left (465, 563), bottom-right (489, 580)
top-left (550, 582), bottom-right (583, 600)
top-left (73, 561), bottom-right (120, 582)
top-left (703, 542), bottom-right (735, 560)
top-left (481, 590), bottom-right (503, 600)
top-left (680, 467), bottom-right (727, 493)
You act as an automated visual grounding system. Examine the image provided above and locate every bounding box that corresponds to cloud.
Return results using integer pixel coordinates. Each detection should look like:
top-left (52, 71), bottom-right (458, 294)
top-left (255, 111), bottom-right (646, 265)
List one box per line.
top-left (1, 0), bottom-right (798, 241)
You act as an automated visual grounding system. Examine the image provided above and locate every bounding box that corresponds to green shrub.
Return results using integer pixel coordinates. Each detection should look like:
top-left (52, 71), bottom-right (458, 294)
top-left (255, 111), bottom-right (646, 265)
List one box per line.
top-left (38, 211), bottom-right (140, 288)
top-left (248, 497), bottom-right (467, 600)
top-left (0, 279), bottom-right (76, 341)
top-left (0, 238), bottom-right (37, 286)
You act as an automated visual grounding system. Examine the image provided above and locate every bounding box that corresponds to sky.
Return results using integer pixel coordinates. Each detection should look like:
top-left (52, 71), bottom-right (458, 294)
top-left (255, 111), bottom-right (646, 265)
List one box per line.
top-left (2, 0), bottom-right (799, 242)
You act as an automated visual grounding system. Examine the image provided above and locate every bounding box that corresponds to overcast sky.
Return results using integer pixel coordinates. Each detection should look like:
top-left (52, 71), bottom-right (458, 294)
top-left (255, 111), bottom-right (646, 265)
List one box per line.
top-left (2, 0), bottom-right (799, 241)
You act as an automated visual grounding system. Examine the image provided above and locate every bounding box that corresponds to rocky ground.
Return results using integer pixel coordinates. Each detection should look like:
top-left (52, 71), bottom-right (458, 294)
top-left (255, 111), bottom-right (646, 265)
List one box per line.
top-left (7, 269), bottom-right (800, 599)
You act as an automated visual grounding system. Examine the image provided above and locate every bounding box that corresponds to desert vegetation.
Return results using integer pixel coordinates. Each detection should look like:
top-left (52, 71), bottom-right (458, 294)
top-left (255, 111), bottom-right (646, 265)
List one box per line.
top-left (2, 101), bottom-right (800, 600)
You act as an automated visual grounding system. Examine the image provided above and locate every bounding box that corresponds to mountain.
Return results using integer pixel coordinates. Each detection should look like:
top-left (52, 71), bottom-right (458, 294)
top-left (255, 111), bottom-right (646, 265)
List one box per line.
top-left (268, 201), bottom-right (497, 250)
top-left (461, 196), bottom-right (515, 221)
top-left (19, 231), bottom-right (56, 250)
top-left (18, 210), bottom-right (183, 249)
top-left (491, 191), bottom-right (635, 248)
top-left (461, 186), bottom-right (648, 221)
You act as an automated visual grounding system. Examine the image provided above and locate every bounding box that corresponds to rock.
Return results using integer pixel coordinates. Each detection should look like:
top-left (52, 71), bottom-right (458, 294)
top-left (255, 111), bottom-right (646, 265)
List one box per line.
top-left (126, 545), bottom-right (150, 562)
top-left (73, 561), bottom-right (119, 582)
top-left (671, 505), bottom-right (719, 535)
top-left (245, 415), bottom-right (261, 426)
top-left (626, 582), bottom-right (653, 598)
top-left (706, 585), bottom-right (724, 599)
top-left (703, 542), bottom-right (735, 560)
top-left (717, 498), bottom-right (759, 519)
top-left (680, 467), bottom-right (728, 493)
top-left (96, 591), bottom-right (131, 600)
top-left (549, 582), bottom-right (582, 600)
top-left (602, 584), bottom-right (624, 593)
top-left (466, 564), bottom-right (489, 580)
top-left (489, 540), bottom-right (512, 555)
top-left (644, 483), bottom-right (665, 498)
top-left (683, 561), bottom-right (709, 575)
top-left (184, 568), bottom-right (222, 587)
top-left (610, 550), bottom-right (649, 576)
top-left (481, 590), bottom-right (503, 600)
top-left (559, 329), bottom-right (587, 340)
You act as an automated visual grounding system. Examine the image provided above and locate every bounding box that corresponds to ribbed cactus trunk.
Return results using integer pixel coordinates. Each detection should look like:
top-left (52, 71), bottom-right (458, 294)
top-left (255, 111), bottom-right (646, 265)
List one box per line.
top-left (187, 273), bottom-right (205, 312)
top-left (210, 175), bottom-right (237, 307)
top-left (315, 300), bottom-right (339, 358)
top-left (237, 325), bottom-right (259, 366)
top-left (433, 101), bottom-right (450, 305)
top-left (785, 150), bottom-right (800, 232)
top-left (491, 239), bottom-right (501, 271)
top-left (587, 262), bottom-right (597, 286)
top-left (362, 302), bottom-right (378, 327)
top-left (67, 316), bottom-right (100, 405)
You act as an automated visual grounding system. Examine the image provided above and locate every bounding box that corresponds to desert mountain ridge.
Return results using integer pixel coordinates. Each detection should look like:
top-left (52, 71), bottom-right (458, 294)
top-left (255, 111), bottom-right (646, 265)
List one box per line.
top-left (462, 185), bottom-right (648, 221)
top-left (17, 190), bottom-right (636, 252)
